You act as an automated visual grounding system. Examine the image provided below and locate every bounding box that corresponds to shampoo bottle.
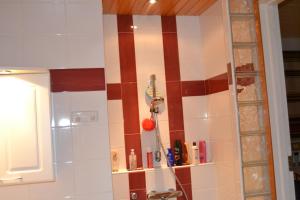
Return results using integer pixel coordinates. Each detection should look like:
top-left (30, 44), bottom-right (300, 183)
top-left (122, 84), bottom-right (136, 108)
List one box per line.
top-left (174, 140), bottom-right (183, 166)
top-left (199, 140), bottom-right (207, 163)
top-left (167, 148), bottom-right (175, 167)
top-left (191, 142), bottom-right (199, 165)
top-left (129, 149), bottom-right (137, 171)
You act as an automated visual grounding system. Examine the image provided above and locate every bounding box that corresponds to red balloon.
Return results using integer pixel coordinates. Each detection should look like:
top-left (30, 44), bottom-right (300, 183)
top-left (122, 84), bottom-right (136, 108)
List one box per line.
top-left (142, 118), bottom-right (155, 131)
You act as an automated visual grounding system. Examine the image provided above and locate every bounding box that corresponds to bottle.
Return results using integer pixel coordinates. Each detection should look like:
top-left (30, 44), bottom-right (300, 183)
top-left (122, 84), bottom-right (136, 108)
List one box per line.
top-left (191, 142), bottom-right (199, 165)
top-left (167, 148), bottom-right (175, 167)
top-left (111, 150), bottom-right (119, 172)
top-left (147, 147), bottom-right (154, 168)
top-left (174, 140), bottom-right (183, 166)
top-left (129, 149), bottom-right (137, 170)
top-left (183, 143), bottom-right (190, 164)
top-left (199, 140), bottom-right (207, 163)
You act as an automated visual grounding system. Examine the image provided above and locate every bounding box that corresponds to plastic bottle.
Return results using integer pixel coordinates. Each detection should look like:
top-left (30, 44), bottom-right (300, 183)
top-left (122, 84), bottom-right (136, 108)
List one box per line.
top-left (167, 148), bottom-right (175, 167)
top-left (129, 149), bottom-right (137, 170)
top-left (147, 147), bottom-right (154, 168)
top-left (183, 143), bottom-right (190, 164)
top-left (191, 142), bottom-right (199, 165)
top-left (174, 140), bottom-right (183, 166)
top-left (111, 150), bottom-right (119, 172)
top-left (199, 140), bottom-right (207, 163)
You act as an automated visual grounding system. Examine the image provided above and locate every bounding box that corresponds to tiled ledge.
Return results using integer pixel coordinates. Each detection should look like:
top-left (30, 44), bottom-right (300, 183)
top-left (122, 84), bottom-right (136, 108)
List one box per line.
top-left (112, 162), bottom-right (215, 175)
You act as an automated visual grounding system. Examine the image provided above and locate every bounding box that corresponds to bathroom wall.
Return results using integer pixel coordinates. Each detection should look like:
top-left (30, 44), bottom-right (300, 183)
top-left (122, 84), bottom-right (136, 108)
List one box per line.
top-left (104, 0), bottom-right (241, 199)
top-left (0, 0), bottom-right (104, 68)
top-left (0, 0), bottom-right (114, 200)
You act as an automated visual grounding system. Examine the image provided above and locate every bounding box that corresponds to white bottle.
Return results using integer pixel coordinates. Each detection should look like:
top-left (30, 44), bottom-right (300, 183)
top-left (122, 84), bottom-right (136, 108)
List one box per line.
top-left (191, 142), bottom-right (199, 165)
top-left (129, 149), bottom-right (137, 171)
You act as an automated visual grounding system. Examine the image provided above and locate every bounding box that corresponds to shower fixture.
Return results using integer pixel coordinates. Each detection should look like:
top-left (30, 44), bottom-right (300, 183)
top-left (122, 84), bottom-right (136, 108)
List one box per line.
top-left (145, 74), bottom-right (189, 200)
top-left (147, 189), bottom-right (182, 200)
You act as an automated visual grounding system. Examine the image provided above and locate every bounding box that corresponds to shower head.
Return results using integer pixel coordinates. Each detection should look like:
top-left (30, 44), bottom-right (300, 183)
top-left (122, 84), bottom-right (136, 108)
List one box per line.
top-left (145, 74), bottom-right (165, 114)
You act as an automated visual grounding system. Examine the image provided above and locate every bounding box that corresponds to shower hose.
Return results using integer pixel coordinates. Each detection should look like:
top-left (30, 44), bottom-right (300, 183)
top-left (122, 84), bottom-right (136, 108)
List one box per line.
top-left (154, 114), bottom-right (190, 200)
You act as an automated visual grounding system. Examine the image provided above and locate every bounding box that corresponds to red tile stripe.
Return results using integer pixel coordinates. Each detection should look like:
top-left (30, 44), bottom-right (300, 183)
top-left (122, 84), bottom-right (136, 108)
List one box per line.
top-left (117, 15), bottom-right (146, 199)
top-left (107, 73), bottom-right (229, 99)
top-left (107, 83), bottom-right (121, 100)
top-left (181, 80), bottom-right (206, 97)
top-left (162, 16), bottom-right (192, 200)
top-left (175, 167), bottom-right (193, 200)
top-left (205, 73), bottom-right (229, 95)
top-left (50, 68), bottom-right (105, 92)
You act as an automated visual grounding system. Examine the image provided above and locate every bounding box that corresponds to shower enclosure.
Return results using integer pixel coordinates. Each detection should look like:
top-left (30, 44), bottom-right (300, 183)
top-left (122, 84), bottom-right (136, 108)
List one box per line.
top-left (104, 0), bottom-right (276, 199)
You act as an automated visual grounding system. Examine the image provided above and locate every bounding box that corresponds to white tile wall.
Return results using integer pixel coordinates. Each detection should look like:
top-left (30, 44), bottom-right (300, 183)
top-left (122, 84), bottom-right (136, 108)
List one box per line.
top-left (0, 91), bottom-right (113, 200)
top-left (198, 0), bottom-right (228, 78)
top-left (145, 168), bottom-right (176, 192)
top-left (177, 16), bottom-right (206, 81)
top-left (112, 173), bottom-right (130, 200)
top-left (0, 0), bottom-right (104, 68)
top-left (103, 15), bottom-right (121, 84)
top-left (191, 164), bottom-right (218, 189)
top-left (133, 15), bottom-right (171, 169)
top-left (107, 100), bottom-right (127, 171)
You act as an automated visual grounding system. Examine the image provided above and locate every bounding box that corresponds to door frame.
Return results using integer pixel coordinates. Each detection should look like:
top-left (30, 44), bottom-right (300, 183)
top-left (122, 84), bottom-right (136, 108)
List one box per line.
top-left (259, 0), bottom-right (295, 199)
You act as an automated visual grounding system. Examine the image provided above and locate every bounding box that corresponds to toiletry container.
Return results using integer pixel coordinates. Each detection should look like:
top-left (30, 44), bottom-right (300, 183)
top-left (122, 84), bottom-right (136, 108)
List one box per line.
top-left (167, 148), bottom-right (175, 167)
top-left (199, 140), bottom-right (207, 163)
top-left (174, 140), bottom-right (183, 166)
top-left (111, 150), bottom-right (119, 172)
top-left (183, 143), bottom-right (190, 164)
top-left (191, 142), bottom-right (199, 165)
top-left (129, 149), bottom-right (137, 170)
top-left (147, 147), bottom-right (154, 168)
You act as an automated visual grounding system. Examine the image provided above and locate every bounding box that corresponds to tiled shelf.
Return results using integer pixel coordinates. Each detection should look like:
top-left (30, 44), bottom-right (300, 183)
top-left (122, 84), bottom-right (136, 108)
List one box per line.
top-left (112, 162), bottom-right (215, 175)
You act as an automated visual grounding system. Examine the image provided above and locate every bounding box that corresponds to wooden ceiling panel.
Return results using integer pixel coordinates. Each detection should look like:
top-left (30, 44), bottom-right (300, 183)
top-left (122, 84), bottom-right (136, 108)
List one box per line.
top-left (102, 0), bottom-right (217, 16)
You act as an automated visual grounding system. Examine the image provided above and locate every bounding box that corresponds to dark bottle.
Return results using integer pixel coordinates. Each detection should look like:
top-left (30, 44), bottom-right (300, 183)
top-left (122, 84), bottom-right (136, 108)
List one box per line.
top-left (174, 140), bottom-right (183, 166)
top-left (167, 148), bottom-right (175, 167)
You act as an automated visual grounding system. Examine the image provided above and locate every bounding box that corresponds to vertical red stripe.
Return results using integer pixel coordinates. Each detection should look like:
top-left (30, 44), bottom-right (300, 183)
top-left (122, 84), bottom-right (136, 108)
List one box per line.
top-left (162, 16), bottom-right (185, 144)
top-left (175, 167), bottom-right (193, 200)
top-left (162, 16), bottom-right (192, 200)
top-left (117, 15), bottom-right (146, 199)
top-left (122, 83), bottom-right (140, 135)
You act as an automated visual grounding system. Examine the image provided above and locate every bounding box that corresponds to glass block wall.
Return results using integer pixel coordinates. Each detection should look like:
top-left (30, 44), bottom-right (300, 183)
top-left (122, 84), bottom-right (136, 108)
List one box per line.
top-left (228, 0), bottom-right (276, 199)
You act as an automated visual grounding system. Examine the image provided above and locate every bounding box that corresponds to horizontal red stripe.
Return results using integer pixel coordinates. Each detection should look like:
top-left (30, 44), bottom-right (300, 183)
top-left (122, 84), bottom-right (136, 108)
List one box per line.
top-left (50, 68), bottom-right (105, 92)
top-left (106, 72), bottom-right (229, 100)
top-left (205, 73), bottom-right (229, 95)
top-left (181, 81), bottom-right (206, 97)
top-left (107, 83), bottom-right (122, 100)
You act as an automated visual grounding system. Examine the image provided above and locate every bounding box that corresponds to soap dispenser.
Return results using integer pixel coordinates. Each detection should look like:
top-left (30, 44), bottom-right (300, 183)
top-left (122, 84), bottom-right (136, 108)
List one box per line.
top-left (129, 149), bottom-right (137, 171)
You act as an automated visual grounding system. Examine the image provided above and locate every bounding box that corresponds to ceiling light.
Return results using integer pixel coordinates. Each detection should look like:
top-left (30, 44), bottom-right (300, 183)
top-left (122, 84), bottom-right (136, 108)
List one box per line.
top-left (130, 25), bottom-right (138, 30)
top-left (149, 0), bottom-right (157, 4)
